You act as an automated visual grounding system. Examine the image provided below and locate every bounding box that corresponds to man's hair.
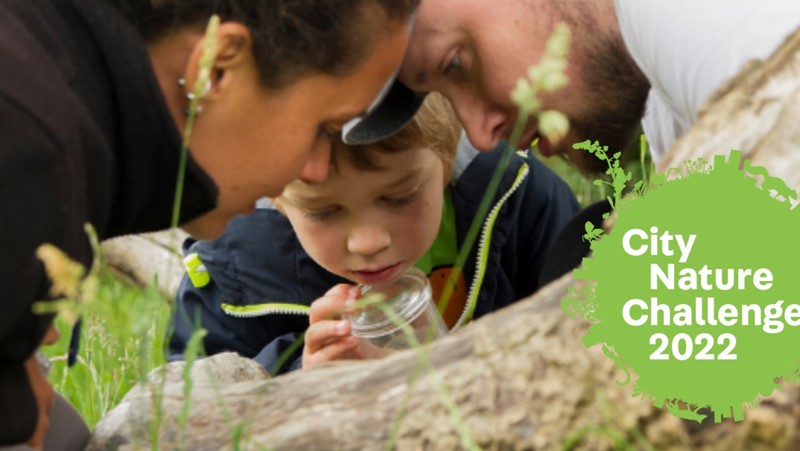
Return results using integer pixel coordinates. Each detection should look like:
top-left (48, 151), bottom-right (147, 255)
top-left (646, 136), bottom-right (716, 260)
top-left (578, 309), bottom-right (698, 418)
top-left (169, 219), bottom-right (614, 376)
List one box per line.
top-left (107, 0), bottom-right (418, 89)
top-left (331, 93), bottom-right (461, 176)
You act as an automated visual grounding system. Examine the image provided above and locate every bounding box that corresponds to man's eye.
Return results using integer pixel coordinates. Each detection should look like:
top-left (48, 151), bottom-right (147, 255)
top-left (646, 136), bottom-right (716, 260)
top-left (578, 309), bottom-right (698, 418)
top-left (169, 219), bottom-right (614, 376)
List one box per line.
top-left (443, 53), bottom-right (462, 77)
top-left (318, 125), bottom-right (341, 140)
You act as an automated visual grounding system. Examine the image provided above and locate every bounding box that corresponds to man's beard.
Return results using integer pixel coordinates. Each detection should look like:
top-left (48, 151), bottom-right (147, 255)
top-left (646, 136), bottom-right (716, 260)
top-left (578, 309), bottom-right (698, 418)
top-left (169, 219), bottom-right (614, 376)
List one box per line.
top-left (560, 32), bottom-right (651, 175)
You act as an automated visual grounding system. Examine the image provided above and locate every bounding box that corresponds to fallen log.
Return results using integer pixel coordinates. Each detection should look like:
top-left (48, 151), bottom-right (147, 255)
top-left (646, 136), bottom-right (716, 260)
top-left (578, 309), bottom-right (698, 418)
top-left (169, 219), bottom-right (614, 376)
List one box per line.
top-left (659, 27), bottom-right (800, 191)
top-left (101, 230), bottom-right (187, 296)
top-left (89, 276), bottom-right (658, 450)
top-left (88, 274), bottom-right (800, 450)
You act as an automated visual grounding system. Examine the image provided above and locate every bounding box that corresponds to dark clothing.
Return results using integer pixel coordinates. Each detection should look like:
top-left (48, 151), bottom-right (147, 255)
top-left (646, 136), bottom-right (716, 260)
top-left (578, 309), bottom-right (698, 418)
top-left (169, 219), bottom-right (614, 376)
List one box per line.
top-left (0, 0), bottom-right (217, 443)
top-left (169, 146), bottom-right (580, 374)
top-left (1, 393), bottom-right (91, 451)
top-left (538, 200), bottom-right (613, 287)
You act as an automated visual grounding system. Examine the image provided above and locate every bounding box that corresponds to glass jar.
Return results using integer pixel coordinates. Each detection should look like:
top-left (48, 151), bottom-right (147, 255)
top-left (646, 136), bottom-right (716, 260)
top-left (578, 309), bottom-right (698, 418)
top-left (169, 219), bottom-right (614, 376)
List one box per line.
top-left (347, 268), bottom-right (448, 358)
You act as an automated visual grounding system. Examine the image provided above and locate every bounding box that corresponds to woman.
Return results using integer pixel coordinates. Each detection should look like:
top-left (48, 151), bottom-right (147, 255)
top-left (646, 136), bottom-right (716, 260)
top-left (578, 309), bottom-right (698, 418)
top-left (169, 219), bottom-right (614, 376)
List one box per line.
top-left (0, 0), bottom-right (419, 446)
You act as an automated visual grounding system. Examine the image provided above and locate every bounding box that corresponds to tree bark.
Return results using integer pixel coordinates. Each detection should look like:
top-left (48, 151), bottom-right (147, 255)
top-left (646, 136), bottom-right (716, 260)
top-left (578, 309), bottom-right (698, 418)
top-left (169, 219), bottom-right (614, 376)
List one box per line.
top-left (658, 28), bottom-right (800, 191)
top-left (91, 28), bottom-right (800, 450)
top-left (89, 277), bottom-right (663, 450)
top-left (101, 230), bottom-right (187, 295)
top-left (88, 276), bottom-right (800, 450)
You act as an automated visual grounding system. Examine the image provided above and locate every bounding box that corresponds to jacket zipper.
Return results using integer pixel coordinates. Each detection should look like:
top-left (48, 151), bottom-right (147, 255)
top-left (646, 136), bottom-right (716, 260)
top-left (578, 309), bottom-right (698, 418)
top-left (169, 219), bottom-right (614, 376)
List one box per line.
top-left (453, 162), bottom-right (530, 330)
top-left (221, 302), bottom-right (310, 318)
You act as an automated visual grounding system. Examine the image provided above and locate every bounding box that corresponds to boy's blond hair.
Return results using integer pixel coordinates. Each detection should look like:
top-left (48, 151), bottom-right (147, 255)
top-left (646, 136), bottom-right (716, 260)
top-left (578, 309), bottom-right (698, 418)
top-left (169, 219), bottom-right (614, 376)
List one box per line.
top-left (273, 94), bottom-right (460, 213)
top-left (330, 92), bottom-right (461, 178)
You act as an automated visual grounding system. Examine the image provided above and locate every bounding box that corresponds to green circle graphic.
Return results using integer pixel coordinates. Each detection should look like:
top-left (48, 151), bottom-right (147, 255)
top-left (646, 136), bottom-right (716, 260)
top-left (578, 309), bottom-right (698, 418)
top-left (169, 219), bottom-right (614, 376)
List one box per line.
top-left (565, 150), bottom-right (800, 423)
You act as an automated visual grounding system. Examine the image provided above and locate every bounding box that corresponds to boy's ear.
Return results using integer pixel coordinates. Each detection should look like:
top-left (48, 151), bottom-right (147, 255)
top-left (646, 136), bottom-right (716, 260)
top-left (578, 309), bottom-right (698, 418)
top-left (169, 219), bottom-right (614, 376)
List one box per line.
top-left (270, 197), bottom-right (288, 216)
top-left (183, 22), bottom-right (254, 99)
top-left (442, 159), bottom-right (454, 187)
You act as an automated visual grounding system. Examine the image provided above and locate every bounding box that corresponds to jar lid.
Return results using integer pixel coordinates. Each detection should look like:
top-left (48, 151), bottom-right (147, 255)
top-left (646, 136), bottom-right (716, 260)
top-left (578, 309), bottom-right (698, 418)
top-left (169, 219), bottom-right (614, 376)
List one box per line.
top-left (348, 268), bottom-right (432, 338)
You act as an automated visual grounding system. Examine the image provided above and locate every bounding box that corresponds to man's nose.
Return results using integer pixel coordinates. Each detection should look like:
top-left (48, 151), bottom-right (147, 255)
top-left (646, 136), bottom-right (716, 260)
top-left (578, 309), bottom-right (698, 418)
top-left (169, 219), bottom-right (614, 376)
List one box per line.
top-left (451, 93), bottom-right (507, 151)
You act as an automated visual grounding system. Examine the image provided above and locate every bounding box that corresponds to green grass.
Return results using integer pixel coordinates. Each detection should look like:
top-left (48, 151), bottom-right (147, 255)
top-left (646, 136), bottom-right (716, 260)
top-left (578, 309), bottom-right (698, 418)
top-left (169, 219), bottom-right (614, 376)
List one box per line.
top-left (41, 272), bottom-right (171, 428)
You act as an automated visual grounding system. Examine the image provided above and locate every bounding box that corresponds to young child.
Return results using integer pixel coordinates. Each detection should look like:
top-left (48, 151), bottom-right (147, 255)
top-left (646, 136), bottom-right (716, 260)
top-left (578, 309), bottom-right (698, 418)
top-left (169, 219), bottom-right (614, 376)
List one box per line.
top-left (169, 94), bottom-right (580, 373)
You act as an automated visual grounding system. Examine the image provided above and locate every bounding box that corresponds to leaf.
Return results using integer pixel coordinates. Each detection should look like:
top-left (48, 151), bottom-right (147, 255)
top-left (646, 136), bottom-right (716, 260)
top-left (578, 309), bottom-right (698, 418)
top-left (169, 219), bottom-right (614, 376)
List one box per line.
top-left (36, 244), bottom-right (85, 299)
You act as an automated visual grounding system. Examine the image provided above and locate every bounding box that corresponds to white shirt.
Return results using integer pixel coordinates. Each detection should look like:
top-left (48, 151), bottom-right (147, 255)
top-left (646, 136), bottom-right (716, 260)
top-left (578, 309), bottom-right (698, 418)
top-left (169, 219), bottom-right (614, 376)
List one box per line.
top-left (615, 1), bottom-right (800, 161)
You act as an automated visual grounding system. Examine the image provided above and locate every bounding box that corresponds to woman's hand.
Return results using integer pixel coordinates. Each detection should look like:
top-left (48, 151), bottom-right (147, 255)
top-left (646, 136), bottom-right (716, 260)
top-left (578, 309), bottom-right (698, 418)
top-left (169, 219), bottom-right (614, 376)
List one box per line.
top-left (302, 284), bottom-right (362, 369)
top-left (25, 323), bottom-right (59, 448)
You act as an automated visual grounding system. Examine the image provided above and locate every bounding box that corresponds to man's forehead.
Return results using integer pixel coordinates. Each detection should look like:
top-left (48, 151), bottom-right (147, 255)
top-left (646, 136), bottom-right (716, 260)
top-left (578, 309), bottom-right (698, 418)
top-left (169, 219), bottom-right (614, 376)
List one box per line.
top-left (399, 21), bottom-right (443, 89)
top-left (409, 68), bottom-right (428, 88)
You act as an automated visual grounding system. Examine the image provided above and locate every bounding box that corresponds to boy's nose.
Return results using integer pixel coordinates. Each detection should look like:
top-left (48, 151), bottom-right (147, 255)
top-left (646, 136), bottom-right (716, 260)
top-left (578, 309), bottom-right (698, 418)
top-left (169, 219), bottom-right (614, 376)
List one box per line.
top-left (347, 223), bottom-right (391, 257)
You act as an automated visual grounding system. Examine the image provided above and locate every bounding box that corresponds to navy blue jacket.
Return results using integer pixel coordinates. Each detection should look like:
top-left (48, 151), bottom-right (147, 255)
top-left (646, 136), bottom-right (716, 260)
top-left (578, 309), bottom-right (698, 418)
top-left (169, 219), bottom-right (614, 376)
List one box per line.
top-left (169, 145), bottom-right (579, 374)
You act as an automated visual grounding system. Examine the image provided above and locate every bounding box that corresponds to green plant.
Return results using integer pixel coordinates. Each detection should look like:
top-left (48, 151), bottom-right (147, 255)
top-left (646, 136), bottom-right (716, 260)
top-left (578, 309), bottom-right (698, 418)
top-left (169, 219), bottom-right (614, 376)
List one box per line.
top-left (41, 270), bottom-right (171, 428)
top-left (535, 129), bottom-right (652, 208)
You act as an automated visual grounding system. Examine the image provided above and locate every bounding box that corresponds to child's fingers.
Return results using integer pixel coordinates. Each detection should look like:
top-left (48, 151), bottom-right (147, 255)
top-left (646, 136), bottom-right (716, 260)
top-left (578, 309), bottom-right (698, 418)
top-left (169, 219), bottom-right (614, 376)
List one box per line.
top-left (304, 320), bottom-right (351, 354)
top-left (309, 284), bottom-right (359, 324)
top-left (302, 336), bottom-right (360, 369)
top-left (339, 346), bottom-right (365, 360)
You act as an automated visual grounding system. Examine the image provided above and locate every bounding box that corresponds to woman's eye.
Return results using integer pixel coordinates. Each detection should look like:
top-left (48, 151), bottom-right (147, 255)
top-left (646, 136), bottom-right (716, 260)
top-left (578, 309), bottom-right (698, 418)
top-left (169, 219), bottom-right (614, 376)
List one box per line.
top-left (443, 52), bottom-right (462, 77)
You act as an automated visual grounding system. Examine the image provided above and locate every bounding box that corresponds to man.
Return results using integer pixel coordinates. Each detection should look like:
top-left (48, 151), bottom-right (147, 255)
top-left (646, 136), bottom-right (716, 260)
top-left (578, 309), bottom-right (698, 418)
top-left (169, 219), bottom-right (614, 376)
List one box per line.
top-left (398, 0), bottom-right (800, 172)
top-left (393, 0), bottom-right (800, 285)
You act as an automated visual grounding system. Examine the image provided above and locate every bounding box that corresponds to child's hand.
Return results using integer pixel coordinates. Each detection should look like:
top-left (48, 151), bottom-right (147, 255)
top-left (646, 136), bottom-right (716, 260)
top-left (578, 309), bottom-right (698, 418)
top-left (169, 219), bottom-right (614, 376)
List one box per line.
top-left (303, 284), bottom-right (362, 369)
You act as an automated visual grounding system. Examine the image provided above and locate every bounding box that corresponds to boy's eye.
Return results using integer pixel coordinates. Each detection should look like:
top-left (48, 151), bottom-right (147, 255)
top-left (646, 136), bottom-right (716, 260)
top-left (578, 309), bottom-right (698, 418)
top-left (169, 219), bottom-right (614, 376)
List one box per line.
top-left (383, 189), bottom-right (421, 207)
top-left (443, 52), bottom-right (462, 77)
